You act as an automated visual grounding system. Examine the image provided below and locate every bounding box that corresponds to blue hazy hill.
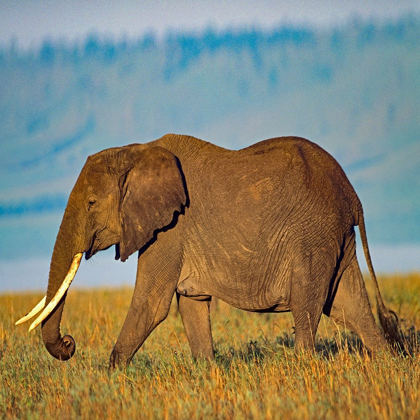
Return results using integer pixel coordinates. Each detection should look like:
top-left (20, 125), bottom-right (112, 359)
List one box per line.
top-left (1, 17), bottom-right (419, 265)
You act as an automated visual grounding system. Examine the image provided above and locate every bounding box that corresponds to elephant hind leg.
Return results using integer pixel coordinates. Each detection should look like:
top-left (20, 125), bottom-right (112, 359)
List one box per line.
top-left (291, 296), bottom-right (325, 352)
top-left (292, 307), bottom-right (323, 351)
top-left (324, 256), bottom-right (387, 351)
top-left (290, 276), bottom-right (329, 351)
top-left (177, 294), bottom-right (214, 360)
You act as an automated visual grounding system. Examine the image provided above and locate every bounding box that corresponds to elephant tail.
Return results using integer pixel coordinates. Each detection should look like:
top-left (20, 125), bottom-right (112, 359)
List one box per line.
top-left (356, 203), bottom-right (405, 350)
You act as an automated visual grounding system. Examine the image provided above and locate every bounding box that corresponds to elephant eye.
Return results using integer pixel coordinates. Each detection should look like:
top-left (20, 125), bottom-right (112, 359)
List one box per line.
top-left (87, 197), bottom-right (96, 211)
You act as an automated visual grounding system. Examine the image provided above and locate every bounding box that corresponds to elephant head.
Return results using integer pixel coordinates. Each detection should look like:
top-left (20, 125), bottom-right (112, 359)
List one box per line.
top-left (16, 144), bottom-right (187, 360)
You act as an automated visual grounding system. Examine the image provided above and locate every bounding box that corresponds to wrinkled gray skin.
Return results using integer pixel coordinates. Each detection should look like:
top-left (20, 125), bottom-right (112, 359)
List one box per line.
top-left (41, 134), bottom-right (401, 367)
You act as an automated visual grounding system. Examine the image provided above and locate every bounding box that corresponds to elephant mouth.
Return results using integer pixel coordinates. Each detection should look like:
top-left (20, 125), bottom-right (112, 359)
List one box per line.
top-left (85, 231), bottom-right (121, 260)
top-left (85, 246), bottom-right (96, 260)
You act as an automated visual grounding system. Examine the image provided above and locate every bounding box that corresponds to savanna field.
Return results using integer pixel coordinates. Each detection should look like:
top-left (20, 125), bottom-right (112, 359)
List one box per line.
top-left (1, 273), bottom-right (419, 419)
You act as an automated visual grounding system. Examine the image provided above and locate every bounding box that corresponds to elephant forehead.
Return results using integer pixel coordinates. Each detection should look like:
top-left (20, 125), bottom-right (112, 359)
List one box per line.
top-left (74, 169), bottom-right (113, 192)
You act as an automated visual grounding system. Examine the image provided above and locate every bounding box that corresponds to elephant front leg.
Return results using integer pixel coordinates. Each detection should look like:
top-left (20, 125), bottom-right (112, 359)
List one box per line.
top-left (177, 294), bottom-right (214, 360)
top-left (109, 285), bottom-right (175, 369)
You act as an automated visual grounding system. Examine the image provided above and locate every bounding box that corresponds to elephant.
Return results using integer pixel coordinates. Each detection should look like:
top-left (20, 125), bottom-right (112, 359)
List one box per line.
top-left (16, 134), bottom-right (403, 367)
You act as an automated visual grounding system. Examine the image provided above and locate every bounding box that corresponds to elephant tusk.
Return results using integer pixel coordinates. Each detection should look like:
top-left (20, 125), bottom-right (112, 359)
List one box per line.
top-left (15, 296), bottom-right (47, 325)
top-left (28, 253), bottom-right (83, 332)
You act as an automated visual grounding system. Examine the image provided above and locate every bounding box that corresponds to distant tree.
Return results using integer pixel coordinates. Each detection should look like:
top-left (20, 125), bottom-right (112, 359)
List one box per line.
top-left (40, 41), bottom-right (55, 64)
top-left (84, 35), bottom-right (101, 57)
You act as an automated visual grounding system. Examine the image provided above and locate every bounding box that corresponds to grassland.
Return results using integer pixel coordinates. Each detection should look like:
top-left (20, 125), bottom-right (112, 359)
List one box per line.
top-left (1, 273), bottom-right (419, 419)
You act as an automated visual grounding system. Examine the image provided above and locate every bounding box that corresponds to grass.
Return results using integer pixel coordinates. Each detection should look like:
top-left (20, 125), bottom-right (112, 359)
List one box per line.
top-left (1, 273), bottom-right (419, 419)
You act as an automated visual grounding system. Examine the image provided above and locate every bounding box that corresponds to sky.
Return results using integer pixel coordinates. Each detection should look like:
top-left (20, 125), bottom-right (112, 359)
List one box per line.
top-left (1, 1), bottom-right (419, 292)
top-left (1, 0), bottom-right (420, 49)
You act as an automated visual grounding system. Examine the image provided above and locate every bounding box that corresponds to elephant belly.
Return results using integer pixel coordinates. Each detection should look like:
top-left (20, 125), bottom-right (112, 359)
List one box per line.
top-left (177, 255), bottom-right (292, 312)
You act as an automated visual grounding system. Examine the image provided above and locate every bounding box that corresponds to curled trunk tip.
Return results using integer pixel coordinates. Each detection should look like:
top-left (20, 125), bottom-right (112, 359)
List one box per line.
top-left (45, 334), bottom-right (76, 361)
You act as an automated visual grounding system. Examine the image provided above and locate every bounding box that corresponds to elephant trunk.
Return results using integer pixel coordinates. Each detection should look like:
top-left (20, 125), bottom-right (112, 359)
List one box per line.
top-left (41, 209), bottom-right (81, 361)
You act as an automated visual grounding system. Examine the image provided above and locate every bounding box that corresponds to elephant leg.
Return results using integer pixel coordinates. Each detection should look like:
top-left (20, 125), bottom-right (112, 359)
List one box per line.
top-left (290, 255), bottom-right (334, 351)
top-left (109, 284), bottom-right (175, 368)
top-left (109, 244), bottom-right (182, 368)
top-left (291, 301), bottom-right (324, 351)
top-left (177, 294), bottom-right (214, 360)
top-left (325, 256), bottom-right (387, 351)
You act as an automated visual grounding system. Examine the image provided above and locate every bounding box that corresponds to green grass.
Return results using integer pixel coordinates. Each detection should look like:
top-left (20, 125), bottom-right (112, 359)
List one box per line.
top-left (1, 274), bottom-right (419, 419)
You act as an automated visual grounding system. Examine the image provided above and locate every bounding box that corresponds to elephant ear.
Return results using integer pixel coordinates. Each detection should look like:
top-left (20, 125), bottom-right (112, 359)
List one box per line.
top-left (119, 146), bottom-right (187, 262)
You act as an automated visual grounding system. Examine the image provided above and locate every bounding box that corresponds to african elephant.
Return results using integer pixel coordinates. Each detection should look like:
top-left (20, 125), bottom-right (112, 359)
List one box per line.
top-left (16, 134), bottom-right (402, 367)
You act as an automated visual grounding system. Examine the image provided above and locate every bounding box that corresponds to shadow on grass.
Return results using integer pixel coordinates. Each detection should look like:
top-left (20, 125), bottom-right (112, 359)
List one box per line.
top-left (210, 330), bottom-right (365, 368)
top-left (214, 326), bottom-right (420, 367)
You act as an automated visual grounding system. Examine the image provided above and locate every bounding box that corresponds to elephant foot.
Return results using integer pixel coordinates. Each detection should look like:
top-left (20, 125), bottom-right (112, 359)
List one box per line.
top-left (109, 345), bottom-right (130, 370)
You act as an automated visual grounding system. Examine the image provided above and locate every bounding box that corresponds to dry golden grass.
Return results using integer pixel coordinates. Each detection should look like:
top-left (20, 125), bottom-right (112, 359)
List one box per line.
top-left (1, 273), bottom-right (419, 419)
